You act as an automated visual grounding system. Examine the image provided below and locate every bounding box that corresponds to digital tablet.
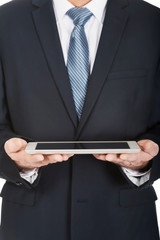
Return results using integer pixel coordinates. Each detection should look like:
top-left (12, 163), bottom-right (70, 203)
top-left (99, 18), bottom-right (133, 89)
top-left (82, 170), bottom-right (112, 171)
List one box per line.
top-left (25, 141), bottom-right (141, 154)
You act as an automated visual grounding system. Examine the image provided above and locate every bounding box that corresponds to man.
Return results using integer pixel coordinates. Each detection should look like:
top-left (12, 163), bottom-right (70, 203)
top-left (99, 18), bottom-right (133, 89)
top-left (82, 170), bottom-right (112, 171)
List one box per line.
top-left (0, 0), bottom-right (160, 239)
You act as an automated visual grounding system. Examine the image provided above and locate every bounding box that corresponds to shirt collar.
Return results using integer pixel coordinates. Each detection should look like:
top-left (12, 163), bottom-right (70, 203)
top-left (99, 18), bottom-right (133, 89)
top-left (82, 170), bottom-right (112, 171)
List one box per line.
top-left (53, 0), bottom-right (108, 24)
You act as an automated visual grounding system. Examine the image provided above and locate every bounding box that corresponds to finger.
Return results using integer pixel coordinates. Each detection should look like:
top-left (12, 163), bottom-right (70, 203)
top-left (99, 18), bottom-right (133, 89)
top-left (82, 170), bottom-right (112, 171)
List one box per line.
top-left (45, 154), bottom-right (63, 162)
top-left (94, 154), bottom-right (119, 162)
top-left (10, 150), bottom-right (44, 162)
top-left (120, 151), bottom-right (151, 162)
top-left (105, 154), bottom-right (119, 161)
top-left (138, 140), bottom-right (159, 157)
top-left (61, 155), bottom-right (70, 161)
top-left (45, 154), bottom-right (68, 162)
top-left (5, 138), bottom-right (27, 154)
top-left (95, 154), bottom-right (107, 161)
top-left (94, 153), bottom-right (148, 169)
top-left (62, 154), bottom-right (74, 160)
top-left (45, 154), bottom-right (74, 162)
top-left (93, 154), bottom-right (99, 158)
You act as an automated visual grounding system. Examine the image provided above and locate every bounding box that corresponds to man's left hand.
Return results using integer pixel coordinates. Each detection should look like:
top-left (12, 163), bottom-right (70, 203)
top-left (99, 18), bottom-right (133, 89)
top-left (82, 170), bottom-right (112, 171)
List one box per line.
top-left (93, 140), bottom-right (159, 171)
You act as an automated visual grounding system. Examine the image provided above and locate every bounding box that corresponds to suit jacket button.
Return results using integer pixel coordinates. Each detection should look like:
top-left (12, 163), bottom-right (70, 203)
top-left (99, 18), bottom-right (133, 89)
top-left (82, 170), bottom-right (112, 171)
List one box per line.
top-left (16, 182), bottom-right (23, 186)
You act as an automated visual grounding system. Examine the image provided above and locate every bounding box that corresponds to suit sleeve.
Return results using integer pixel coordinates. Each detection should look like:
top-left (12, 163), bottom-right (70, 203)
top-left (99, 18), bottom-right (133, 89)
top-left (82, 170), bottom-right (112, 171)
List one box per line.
top-left (0, 59), bottom-right (40, 189)
top-left (137, 127), bottom-right (160, 185)
top-left (118, 64), bottom-right (160, 188)
top-left (136, 63), bottom-right (160, 185)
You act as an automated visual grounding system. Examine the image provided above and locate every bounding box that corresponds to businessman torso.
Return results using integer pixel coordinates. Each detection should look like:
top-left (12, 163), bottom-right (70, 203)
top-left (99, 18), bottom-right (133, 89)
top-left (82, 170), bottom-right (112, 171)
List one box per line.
top-left (0, 0), bottom-right (160, 239)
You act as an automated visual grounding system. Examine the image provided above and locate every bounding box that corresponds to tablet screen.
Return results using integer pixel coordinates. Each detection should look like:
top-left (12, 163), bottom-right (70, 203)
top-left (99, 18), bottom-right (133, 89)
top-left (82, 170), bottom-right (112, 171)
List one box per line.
top-left (36, 142), bottom-right (130, 150)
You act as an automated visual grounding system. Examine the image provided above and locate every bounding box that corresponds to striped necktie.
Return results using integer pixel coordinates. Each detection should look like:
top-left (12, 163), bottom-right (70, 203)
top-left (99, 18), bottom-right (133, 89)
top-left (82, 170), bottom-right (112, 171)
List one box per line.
top-left (66, 7), bottom-right (93, 119)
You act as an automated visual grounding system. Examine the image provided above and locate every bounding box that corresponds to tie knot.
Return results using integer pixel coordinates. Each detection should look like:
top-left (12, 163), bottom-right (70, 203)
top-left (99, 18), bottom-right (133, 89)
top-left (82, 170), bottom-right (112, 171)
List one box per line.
top-left (66, 7), bottom-right (93, 27)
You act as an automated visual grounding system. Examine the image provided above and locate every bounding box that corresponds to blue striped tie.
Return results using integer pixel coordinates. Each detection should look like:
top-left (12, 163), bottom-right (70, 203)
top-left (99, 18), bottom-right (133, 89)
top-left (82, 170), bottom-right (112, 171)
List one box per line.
top-left (66, 8), bottom-right (93, 120)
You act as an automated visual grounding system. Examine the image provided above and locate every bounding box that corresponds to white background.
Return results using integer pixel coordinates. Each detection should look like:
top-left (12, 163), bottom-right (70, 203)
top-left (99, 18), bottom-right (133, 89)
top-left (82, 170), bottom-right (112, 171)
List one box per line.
top-left (0, 0), bottom-right (160, 231)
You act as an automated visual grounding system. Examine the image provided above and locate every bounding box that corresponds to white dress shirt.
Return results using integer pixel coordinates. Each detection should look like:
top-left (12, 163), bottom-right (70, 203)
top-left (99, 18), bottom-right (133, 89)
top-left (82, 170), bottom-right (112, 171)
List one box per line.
top-left (20, 0), bottom-right (150, 186)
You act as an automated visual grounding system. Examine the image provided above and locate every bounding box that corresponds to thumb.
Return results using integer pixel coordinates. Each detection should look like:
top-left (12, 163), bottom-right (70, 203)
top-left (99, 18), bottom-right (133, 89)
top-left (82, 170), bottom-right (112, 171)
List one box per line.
top-left (138, 140), bottom-right (159, 157)
top-left (4, 138), bottom-right (27, 154)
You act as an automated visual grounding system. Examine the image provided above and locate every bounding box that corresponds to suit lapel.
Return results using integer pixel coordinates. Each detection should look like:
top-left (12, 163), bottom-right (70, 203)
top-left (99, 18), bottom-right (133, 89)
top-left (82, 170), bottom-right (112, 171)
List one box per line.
top-left (75, 0), bottom-right (129, 139)
top-left (31, 0), bottom-right (129, 136)
top-left (32, 0), bottom-right (78, 128)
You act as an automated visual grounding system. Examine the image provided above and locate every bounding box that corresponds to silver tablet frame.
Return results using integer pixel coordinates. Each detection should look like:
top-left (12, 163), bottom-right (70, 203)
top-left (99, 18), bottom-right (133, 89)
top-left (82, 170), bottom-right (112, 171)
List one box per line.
top-left (25, 141), bottom-right (141, 154)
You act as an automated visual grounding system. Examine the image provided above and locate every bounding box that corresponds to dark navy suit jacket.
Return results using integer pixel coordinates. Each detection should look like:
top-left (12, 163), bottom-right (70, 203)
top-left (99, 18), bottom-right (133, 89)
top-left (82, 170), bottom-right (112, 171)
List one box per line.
top-left (0, 0), bottom-right (160, 239)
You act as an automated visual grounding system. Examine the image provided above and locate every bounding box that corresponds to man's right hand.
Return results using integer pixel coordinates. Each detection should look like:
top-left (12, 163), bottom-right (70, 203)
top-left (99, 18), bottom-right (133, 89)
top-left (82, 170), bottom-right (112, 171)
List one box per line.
top-left (4, 138), bottom-right (74, 171)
